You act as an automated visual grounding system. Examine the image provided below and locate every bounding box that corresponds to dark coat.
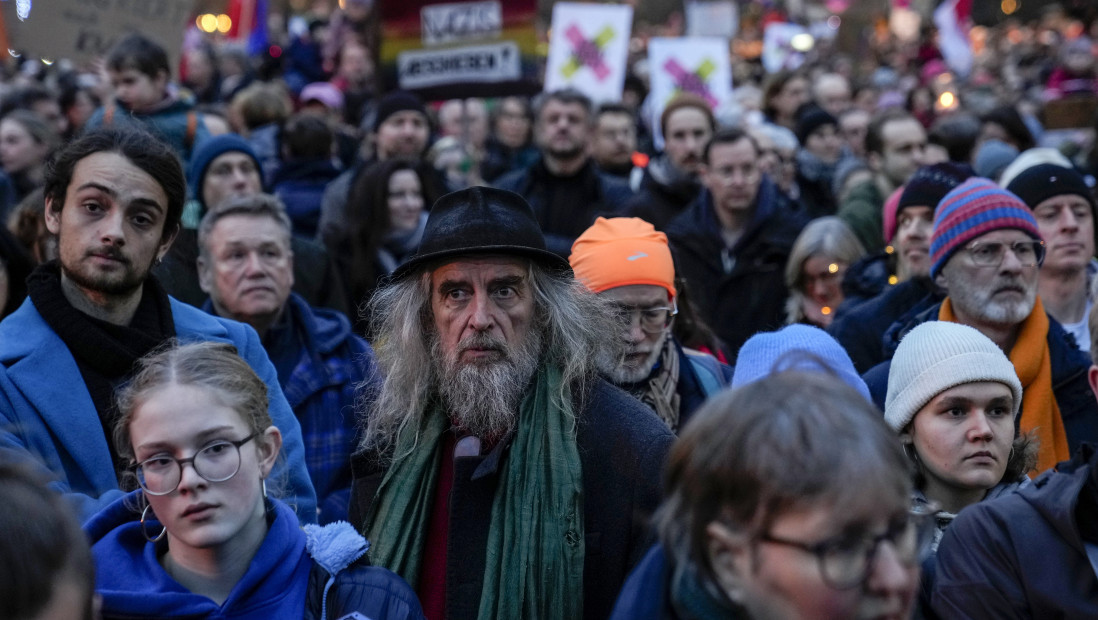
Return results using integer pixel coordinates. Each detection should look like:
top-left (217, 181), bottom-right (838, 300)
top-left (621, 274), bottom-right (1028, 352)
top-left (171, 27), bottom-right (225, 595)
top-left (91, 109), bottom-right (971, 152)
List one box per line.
top-left (932, 444), bottom-right (1098, 618)
top-left (348, 378), bottom-right (675, 620)
top-left (665, 178), bottom-right (807, 363)
top-left (493, 157), bottom-right (634, 256)
top-left (861, 301), bottom-right (1098, 457)
top-left (828, 277), bottom-right (941, 374)
top-left (619, 155), bottom-right (702, 231)
top-left (272, 158), bottom-right (344, 239)
top-left (155, 228), bottom-right (350, 316)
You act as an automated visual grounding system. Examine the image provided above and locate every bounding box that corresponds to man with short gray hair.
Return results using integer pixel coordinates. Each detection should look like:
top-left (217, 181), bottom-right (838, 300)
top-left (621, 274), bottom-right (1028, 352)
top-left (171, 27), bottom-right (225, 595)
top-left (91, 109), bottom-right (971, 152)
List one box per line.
top-left (197, 193), bottom-right (376, 523)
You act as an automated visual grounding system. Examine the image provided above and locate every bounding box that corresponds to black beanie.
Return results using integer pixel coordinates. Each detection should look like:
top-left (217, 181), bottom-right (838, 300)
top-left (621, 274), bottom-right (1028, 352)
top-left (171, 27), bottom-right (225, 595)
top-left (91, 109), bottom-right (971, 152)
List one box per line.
top-left (898, 162), bottom-right (974, 212)
top-left (1006, 163), bottom-right (1096, 210)
top-left (373, 90), bottom-right (427, 131)
top-left (794, 104), bottom-right (838, 144)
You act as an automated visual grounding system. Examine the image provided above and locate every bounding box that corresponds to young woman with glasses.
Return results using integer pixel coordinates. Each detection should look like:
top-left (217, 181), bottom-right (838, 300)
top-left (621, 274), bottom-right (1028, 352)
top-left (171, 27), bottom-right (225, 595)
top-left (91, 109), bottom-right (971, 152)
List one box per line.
top-left (83, 341), bottom-right (423, 620)
top-left (611, 367), bottom-right (934, 620)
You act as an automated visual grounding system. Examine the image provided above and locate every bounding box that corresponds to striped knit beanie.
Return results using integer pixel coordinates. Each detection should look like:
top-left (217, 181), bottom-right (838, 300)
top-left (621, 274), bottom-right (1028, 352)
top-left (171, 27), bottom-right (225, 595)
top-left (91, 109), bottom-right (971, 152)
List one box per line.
top-left (929, 178), bottom-right (1041, 279)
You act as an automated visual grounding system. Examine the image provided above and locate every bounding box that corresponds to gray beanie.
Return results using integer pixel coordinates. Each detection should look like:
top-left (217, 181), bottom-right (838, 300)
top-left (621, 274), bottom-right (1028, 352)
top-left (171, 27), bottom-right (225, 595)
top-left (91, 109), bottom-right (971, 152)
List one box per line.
top-left (885, 321), bottom-right (1022, 431)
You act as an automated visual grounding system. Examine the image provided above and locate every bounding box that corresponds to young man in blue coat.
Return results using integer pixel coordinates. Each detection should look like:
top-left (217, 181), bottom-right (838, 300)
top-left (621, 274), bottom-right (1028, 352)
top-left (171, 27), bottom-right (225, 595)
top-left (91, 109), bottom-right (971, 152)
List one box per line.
top-left (0, 127), bottom-right (316, 522)
top-left (198, 193), bottom-right (375, 524)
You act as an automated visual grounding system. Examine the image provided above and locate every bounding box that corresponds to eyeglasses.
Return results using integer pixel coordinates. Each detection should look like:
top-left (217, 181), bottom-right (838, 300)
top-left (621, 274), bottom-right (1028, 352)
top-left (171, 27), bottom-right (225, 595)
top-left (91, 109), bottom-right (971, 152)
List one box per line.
top-left (757, 506), bottom-right (937, 590)
top-left (611, 302), bottom-right (678, 334)
top-left (963, 239), bottom-right (1045, 268)
top-left (135, 433), bottom-right (258, 496)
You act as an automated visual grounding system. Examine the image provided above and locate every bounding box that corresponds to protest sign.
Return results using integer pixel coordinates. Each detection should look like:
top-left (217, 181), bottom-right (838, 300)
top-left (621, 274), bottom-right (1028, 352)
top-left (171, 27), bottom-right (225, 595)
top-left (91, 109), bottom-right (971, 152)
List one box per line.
top-left (380, 0), bottom-right (539, 101)
top-left (684, 1), bottom-right (738, 39)
top-left (544, 3), bottom-right (632, 103)
top-left (762, 22), bottom-right (809, 74)
top-left (0, 0), bottom-right (191, 71)
top-left (648, 37), bottom-right (732, 148)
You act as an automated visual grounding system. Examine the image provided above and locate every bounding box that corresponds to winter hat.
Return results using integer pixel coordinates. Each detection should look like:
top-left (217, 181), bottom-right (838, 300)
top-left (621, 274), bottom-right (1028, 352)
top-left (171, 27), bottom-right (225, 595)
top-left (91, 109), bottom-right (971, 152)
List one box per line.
top-left (898, 162), bottom-right (975, 213)
top-left (973, 139), bottom-right (1019, 180)
top-left (187, 133), bottom-right (262, 211)
top-left (373, 90), bottom-right (427, 131)
top-left (998, 147), bottom-right (1073, 188)
top-left (929, 178), bottom-right (1041, 279)
top-left (1005, 163), bottom-right (1096, 212)
top-left (569, 217), bottom-right (676, 299)
top-left (794, 104), bottom-right (838, 145)
top-left (882, 186), bottom-right (905, 243)
top-left (731, 324), bottom-right (871, 403)
top-left (885, 321), bottom-right (1023, 431)
top-left (300, 82), bottom-right (344, 110)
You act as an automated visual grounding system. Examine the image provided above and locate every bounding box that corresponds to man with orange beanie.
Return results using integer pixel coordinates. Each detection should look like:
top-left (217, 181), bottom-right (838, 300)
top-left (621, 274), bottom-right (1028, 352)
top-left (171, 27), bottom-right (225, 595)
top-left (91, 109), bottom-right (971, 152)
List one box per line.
top-left (570, 217), bottom-right (731, 431)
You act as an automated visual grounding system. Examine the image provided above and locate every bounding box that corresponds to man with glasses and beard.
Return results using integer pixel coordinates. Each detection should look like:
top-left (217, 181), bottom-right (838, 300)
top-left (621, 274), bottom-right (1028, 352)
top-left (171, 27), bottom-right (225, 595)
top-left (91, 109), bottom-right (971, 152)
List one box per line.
top-left (0, 128), bottom-right (316, 523)
top-left (348, 186), bottom-right (673, 620)
top-left (494, 89), bottom-right (633, 257)
top-left (862, 178), bottom-right (1098, 474)
top-left (569, 216), bottom-right (731, 432)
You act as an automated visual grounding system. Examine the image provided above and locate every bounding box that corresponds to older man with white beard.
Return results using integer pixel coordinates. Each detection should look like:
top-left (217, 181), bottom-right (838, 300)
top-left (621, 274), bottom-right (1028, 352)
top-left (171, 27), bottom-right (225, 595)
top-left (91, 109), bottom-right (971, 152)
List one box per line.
top-left (862, 178), bottom-right (1098, 474)
top-left (569, 217), bottom-right (731, 432)
top-left (347, 186), bottom-right (673, 620)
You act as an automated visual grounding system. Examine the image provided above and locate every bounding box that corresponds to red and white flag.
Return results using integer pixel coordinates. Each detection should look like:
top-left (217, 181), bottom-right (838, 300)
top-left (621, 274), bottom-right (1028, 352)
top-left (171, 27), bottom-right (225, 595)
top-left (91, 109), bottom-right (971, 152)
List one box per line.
top-left (934, 0), bottom-right (973, 78)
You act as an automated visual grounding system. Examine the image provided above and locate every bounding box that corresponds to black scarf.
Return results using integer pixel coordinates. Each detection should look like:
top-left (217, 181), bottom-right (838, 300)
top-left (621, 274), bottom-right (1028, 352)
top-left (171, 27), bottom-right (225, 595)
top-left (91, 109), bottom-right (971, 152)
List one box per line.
top-left (26, 261), bottom-right (175, 478)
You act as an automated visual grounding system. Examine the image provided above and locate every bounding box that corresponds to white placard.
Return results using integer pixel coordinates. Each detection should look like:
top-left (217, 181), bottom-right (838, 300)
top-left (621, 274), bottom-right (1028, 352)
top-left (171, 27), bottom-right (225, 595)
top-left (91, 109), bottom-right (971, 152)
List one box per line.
top-left (762, 22), bottom-right (809, 74)
top-left (543, 3), bottom-right (633, 103)
top-left (421, 1), bottom-right (503, 47)
top-left (397, 41), bottom-right (520, 89)
top-left (648, 37), bottom-right (732, 148)
top-left (685, 1), bottom-right (738, 39)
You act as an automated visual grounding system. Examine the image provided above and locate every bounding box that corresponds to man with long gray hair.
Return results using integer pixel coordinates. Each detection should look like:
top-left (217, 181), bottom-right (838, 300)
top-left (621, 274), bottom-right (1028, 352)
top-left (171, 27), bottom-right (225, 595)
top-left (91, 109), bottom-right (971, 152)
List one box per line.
top-left (348, 186), bottom-right (673, 620)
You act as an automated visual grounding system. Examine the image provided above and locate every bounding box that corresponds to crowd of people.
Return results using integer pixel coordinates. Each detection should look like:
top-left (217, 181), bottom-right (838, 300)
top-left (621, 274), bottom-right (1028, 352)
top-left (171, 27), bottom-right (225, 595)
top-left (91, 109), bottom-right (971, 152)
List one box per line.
top-left (0, 1), bottom-right (1097, 619)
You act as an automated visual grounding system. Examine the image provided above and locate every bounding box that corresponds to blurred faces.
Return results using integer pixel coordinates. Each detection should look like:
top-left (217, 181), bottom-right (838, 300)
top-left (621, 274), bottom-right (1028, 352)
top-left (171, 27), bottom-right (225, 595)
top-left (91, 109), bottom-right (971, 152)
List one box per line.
top-left (702, 138), bottom-right (762, 229)
top-left (387, 169), bottom-right (425, 233)
top-left (801, 255), bottom-right (846, 327)
top-left (872, 118), bottom-right (928, 188)
top-left (199, 214), bottom-right (293, 334)
top-left (337, 42), bottom-right (374, 87)
top-left (907, 381), bottom-right (1015, 511)
top-left (535, 99), bottom-right (590, 162)
top-left (663, 106), bottom-right (713, 176)
top-left (773, 76), bottom-right (810, 122)
top-left (937, 229), bottom-right (1039, 331)
top-left (1032, 194), bottom-right (1094, 275)
top-left (129, 382), bottom-right (279, 565)
top-left (375, 110), bottom-right (429, 160)
top-left (600, 284), bottom-right (672, 384)
top-left (439, 99), bottom-right (489, 150)
top-left (109, 68), bottom-right (168, 113)
top-left (592, 111), bottom-right (636, 172)
top-left (708, 493), bottom-right (919, 620)
top-left (201, 152), bottom-right (262, 210)
top-left (31, 99), bottom-right (69, 138)
top-left (813, 74), bottom-right (853, 117)
top-left (495, 97), bottom-right (532, 149)
top-left (839, 109), bottom-right (870, 158)
top-left (804, 125), bottom-right (843, 165)
top-left (893, 206), bottom-right (934, 280)
top-left (0, 118), bottom-right (49, 175)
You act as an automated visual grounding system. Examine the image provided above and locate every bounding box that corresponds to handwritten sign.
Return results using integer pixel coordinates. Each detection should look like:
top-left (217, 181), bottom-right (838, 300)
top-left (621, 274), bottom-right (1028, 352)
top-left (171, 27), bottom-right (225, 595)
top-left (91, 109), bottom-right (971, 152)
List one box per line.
top-left (544, 3), bottom-right (632, 103)
top-left (0, 0), bottom-right (190, 71)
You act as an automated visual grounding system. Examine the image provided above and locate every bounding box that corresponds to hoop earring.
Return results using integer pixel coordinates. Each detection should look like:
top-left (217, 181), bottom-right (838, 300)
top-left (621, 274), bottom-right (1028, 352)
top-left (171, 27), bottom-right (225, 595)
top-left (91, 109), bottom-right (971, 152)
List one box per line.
top-left (141, 504), bottom-right (167, 543)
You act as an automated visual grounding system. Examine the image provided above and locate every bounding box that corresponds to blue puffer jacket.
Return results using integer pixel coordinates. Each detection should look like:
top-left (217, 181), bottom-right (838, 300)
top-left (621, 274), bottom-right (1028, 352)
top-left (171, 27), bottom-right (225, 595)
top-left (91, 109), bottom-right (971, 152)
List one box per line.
top-left (86, 491), bottom-right (424, 620)
top-left (862, 302), bottom-right (1098, 457)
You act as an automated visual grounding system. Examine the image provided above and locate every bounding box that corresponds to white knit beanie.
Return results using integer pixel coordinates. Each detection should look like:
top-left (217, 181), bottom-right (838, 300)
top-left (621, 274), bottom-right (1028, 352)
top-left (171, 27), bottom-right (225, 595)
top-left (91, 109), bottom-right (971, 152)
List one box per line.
top-left (885, 321), bottom-right (1023, 431)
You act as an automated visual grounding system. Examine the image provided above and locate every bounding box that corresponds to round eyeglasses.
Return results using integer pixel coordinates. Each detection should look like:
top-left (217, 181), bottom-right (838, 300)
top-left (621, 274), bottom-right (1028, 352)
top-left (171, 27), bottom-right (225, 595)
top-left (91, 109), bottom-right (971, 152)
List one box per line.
top-left (612, 302), bottom-right (678, 334)
top-left (963, 239), bottom-right (1045, 268)
top-left (135, 433), bottom-right (258, 496)
top-left (756, 506), bottom-right (937, 590)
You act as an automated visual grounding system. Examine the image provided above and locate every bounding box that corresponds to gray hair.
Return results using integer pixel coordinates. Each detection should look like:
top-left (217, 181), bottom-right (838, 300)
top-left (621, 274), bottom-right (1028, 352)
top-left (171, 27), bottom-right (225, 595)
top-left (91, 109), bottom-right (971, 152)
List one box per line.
top-left (197, 192), bottom-right (293, 264)
top-left (784, 217), bottom-right (866, 325)
top-left (359, 259), bottom-right (615, 459)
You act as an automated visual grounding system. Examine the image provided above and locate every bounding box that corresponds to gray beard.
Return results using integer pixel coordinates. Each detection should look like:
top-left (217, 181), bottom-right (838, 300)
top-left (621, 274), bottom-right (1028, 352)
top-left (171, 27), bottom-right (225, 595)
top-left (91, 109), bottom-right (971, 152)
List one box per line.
top-left (431, 328), bottom-right (543, 439)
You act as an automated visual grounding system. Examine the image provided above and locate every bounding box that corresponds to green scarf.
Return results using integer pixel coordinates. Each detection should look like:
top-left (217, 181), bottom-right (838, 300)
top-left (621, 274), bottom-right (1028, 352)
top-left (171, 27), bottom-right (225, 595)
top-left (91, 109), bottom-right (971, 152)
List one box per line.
top-left (364, 363), bottom-right (585, 619)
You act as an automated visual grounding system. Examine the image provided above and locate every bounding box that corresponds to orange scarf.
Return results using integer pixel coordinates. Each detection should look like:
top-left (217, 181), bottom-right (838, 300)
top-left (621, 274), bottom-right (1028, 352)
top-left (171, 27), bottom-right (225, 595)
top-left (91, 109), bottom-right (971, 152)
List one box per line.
top-left (939, 296), bottom-right (1070, 472)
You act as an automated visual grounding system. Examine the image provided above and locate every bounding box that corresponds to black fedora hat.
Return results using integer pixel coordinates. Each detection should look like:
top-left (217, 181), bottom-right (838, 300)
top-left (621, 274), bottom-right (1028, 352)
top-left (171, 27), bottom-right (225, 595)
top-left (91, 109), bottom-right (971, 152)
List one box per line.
top-left (391, 186), bottom-right (572, 280)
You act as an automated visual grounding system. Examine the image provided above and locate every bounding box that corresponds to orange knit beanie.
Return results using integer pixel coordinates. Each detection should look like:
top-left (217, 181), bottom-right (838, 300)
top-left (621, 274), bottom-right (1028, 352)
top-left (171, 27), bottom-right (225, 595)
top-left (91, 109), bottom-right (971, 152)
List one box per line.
top-left (569, 217), bottom-right (676, 299)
